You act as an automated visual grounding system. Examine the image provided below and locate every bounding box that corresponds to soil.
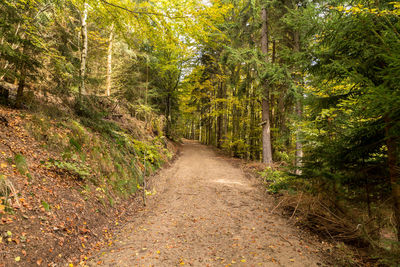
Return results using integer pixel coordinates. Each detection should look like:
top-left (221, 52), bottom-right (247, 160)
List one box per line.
top-left (89, 140), bottom-right (326, 266)
top-left (0, 106), bottom-right (176, 267)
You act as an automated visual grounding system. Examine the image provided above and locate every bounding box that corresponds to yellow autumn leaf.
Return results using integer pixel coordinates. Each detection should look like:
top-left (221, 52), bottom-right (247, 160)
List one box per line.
top-left (241, 259), bottom-right (246, 263)
top-left (0, 204), bottom-right (5, 211)
top-left (0, 163), bottom-right (7, 168)
top-left (15, 256), bottom-right (21, 262)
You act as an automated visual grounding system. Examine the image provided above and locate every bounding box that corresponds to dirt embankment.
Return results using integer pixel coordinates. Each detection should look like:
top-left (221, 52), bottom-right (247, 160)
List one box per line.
top-left (90, 140), bottom-right (326, 266)
top-left (0, 106), bottom-right (177, 266)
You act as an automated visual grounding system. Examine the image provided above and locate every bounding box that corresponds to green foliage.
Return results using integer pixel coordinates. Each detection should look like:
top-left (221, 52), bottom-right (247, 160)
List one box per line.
top-left (14, 154), bottom-right (28, 175)
top-left (260, 168), bottom-right (294, 194)
top-left (41, 200), bottom-right (50, 211)
top-left (297, 0), bottom-right (399, 203)
top-left (44, 158), bottom-right (91, 180)
top-left (69, 137), bottom-right (82, 152)
top-left (0, 0), bottom-right (43, 79)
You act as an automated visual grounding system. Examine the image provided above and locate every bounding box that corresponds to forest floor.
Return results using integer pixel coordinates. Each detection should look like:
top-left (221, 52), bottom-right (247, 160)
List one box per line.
top-left (0, 105), bottom-right (177, 266)
top-left (89, 140), bottom-right (328, 267)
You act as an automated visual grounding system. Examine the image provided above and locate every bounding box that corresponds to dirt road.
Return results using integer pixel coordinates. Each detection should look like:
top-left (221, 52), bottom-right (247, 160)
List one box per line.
top-left (89, 140), bottom-right (323, 266)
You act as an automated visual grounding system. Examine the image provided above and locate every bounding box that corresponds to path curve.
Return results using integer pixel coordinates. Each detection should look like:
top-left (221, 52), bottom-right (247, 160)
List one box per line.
top-left (90, 140), bottom-right (323, 266)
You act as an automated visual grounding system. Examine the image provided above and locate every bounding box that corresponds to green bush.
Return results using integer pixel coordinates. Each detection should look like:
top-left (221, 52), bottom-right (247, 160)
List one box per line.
top-left (260, 168), bottom-right (294, 194)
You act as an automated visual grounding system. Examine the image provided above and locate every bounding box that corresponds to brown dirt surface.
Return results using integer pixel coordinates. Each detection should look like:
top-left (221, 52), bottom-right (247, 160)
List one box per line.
top-left (0, 106), bottom-right (177, 267)
top-left (89, 140), bottom-right (326, 267)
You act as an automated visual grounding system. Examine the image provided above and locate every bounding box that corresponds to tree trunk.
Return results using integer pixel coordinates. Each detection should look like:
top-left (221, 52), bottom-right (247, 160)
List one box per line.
top-left (295, 99), bottom-right (303, 174)
top-left (261, 7), bottom-right (273, 166)
top-left (106, 24), bottom-right (114, 97)
top-left (166, 93), bottom-right (171, 138)
top-left (384, 115), bottom-right (400, 241)
top-left (217, 81), bottom-right (224, 148)
top-left (15, 66), bottom-right (26, 108)
top-left (79, 2), bottom-right (88, 96)
top-left (198, 114), bottom-right (201, 142)
top-left (293, 30), bottom-right (303, 174)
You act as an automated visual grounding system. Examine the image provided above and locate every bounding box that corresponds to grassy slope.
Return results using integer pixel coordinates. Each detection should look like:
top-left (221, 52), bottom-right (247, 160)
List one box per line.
top-left (0, 100), bottom-right (177, 266)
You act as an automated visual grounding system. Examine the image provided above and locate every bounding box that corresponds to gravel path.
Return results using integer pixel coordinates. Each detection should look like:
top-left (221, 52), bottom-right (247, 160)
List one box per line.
top-left (89, 140), bottom-right (323, 266)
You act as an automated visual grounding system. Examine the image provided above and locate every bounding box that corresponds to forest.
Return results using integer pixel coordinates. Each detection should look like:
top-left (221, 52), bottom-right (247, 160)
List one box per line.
top-left (0, 0), bottom-right (399, 265)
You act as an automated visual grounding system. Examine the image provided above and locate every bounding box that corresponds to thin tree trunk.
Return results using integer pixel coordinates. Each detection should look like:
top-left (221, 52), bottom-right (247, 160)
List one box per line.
top-left (295, 100), bottom-right (303, 174)
top-left (293, 30), bottom-right (303, 174)
top-left (217, 81), bottom-right (223, 148)
top-left (384, 115), bottom-right (400, 241)
top-left (261, 7), bottom-right (273, 166)
top-left (15, 65), bottom-right (26, 108)
top-left (79, 2), bottom-right (88, 96)
top-left (166, 94), bottom-right (171, 138)
top-left (106, 24), bottom-right (114, 97)
top-left (199, 111), bottom-right (202, 142)
top-left (145, 59), bottom-right (149, 105)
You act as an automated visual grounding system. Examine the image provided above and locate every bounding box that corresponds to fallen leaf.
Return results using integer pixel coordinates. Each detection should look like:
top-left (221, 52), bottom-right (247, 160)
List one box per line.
top-left (15, 256), bottom-right (21, 262)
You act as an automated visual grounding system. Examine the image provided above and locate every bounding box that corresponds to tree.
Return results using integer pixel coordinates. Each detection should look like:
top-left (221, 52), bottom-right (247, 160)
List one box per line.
top-left (261, 6), bottom-right (273, 165)
top-left (0, 0), bottom-right (45, 107)
top-left (106, 24), bottom-right (114, 96)
top-left (301, 0), bottom-right (400, 240)
top-left (79, 1), bottom-right (88, 96)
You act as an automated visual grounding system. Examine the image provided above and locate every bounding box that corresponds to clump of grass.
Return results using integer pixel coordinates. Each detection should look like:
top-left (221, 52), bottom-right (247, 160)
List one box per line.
top-left (0, 174), bottom-right (20, 211)
top-left (25, 114), bottom-right (66, 150)
top-left (44, 158), bottom-right (91, 181)
top-left (14, 154), bottom-right (28, 175)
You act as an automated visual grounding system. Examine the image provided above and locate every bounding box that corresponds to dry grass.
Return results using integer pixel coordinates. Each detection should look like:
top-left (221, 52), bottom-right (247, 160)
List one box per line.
top-left (270, 190), bottom-right (400, 266)
top-left (0, 175), bottom-right (20, 208)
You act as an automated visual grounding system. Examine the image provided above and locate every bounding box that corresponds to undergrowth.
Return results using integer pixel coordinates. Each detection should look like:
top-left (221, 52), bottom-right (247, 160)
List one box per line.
top-left (24, 98), bottom-right (172, 205)
top-left (261, 167), bottom-right (400, 266)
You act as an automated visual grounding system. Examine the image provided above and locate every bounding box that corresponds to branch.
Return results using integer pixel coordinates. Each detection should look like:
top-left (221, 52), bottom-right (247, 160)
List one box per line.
top-left (258, 120), bottom-right (267, 126)
top-left (100, 0), bottom-right (187, 19)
